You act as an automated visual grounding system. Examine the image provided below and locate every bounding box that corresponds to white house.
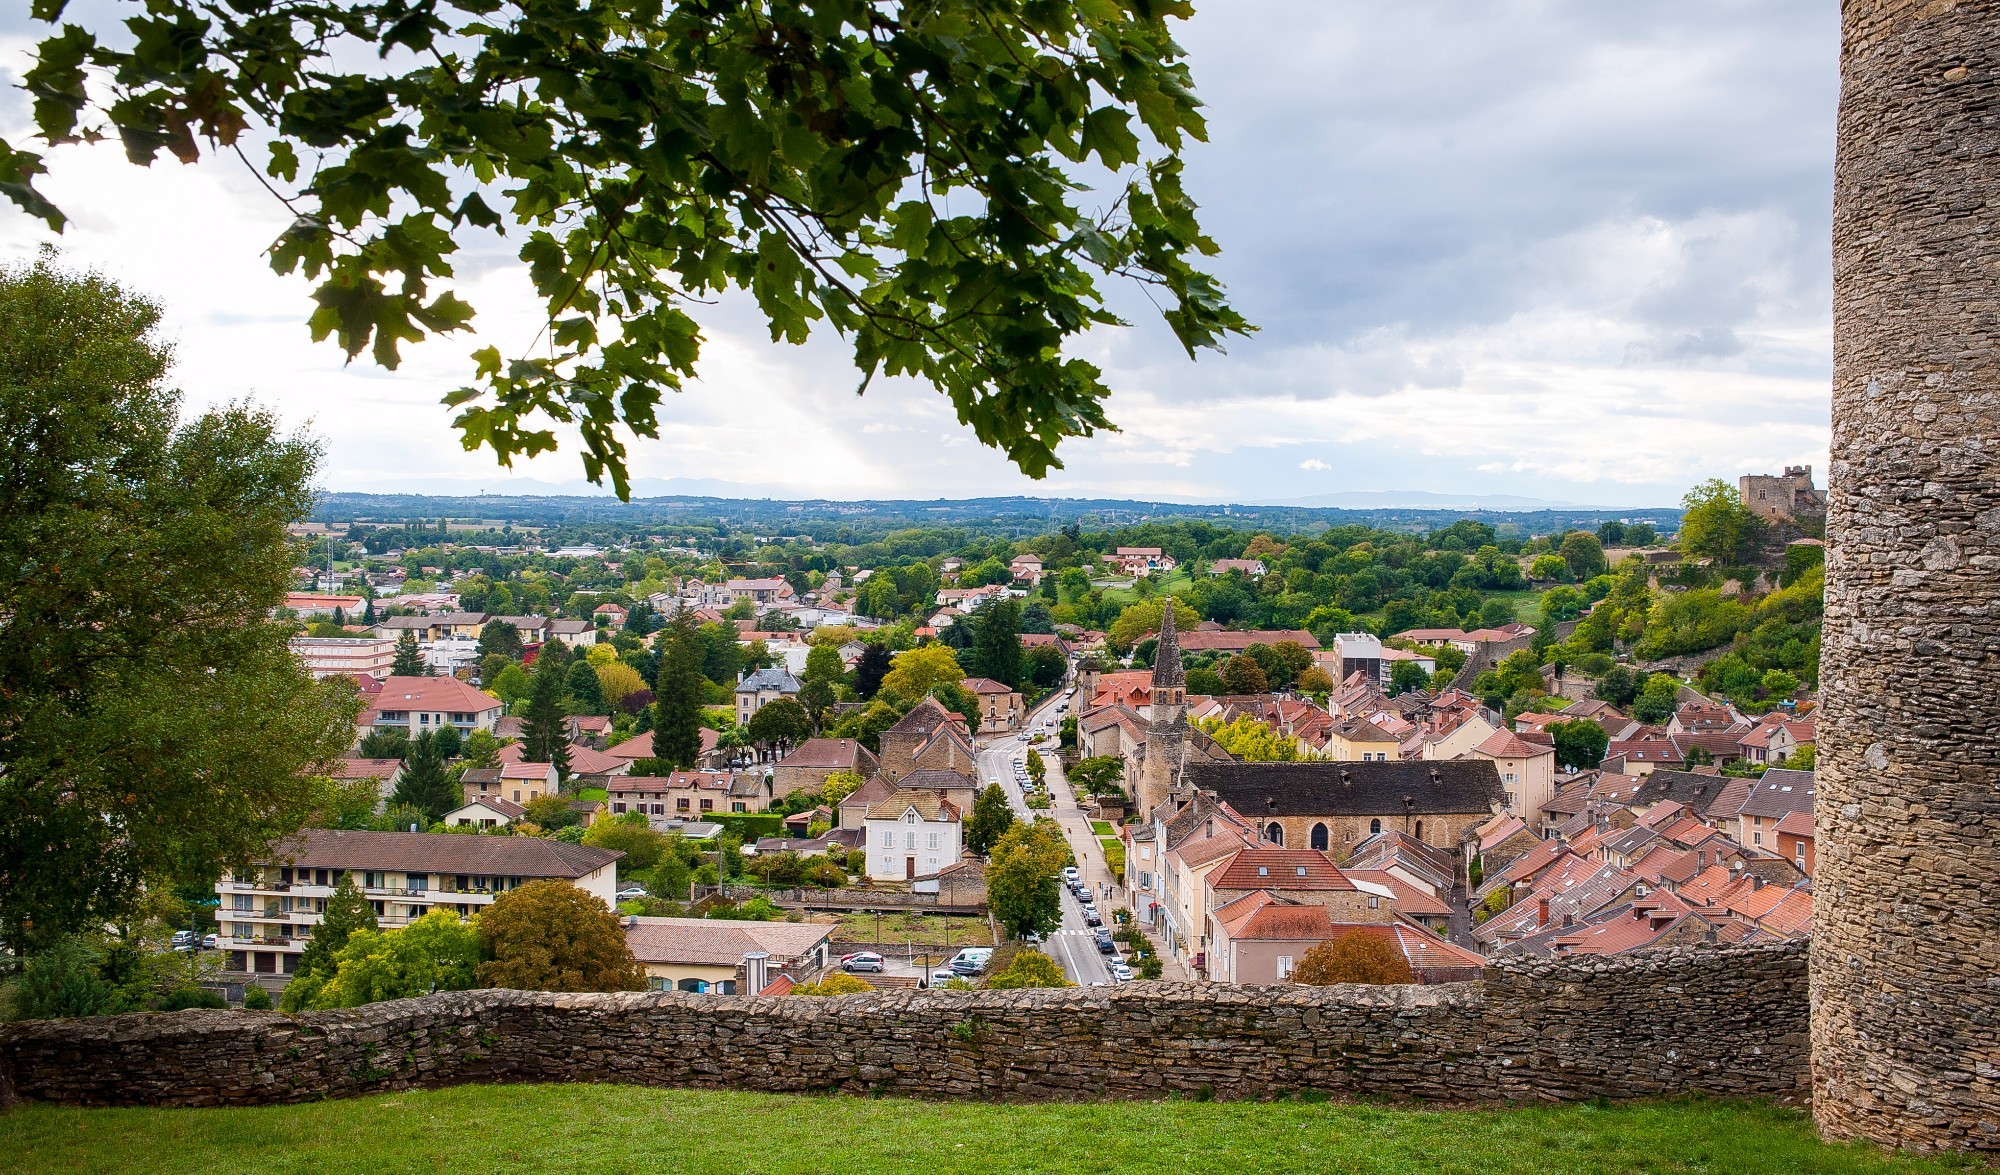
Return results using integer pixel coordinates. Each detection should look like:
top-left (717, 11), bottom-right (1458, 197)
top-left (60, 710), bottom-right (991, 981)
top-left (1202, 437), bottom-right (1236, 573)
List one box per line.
top-left (864, 791), bottom-right (964, 881)
top-left (443, 796), bottom-right (525, 829)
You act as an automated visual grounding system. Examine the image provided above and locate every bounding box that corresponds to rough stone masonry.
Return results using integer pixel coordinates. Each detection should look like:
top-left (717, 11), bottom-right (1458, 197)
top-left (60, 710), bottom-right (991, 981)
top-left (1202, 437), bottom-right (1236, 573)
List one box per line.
top-left (1818, 0), bottom-right (2000, 1154)
top-left (0, 943), bottom-right (1805, 1108)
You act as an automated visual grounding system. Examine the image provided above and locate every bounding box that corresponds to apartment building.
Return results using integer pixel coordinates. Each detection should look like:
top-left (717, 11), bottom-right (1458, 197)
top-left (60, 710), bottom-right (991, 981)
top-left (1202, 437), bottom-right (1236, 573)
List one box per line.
top-left (215, 829), bottom-right (621, 978)
top-left (289, 636), bottom-right (399, 681)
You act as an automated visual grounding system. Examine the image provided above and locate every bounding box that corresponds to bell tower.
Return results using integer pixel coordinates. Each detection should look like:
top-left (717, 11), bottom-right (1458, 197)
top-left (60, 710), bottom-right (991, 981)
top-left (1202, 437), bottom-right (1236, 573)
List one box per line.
top-left (1137, 600), bottom-right (1187, 818)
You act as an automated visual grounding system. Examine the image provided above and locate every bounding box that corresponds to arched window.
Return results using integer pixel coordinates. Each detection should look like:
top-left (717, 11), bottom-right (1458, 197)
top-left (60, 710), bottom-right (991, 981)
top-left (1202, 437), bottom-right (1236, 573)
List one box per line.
top-left (1310, 823), bottom-right (1329, 851)
top-left (1414, 820), bottom-right (1424, 841)
top-left (1264, 822), bottom-right (1284, 846)
top-left (677, 978), bottom-right (704, 993)
top-left (1370, 818), bottom-right (1382, 836)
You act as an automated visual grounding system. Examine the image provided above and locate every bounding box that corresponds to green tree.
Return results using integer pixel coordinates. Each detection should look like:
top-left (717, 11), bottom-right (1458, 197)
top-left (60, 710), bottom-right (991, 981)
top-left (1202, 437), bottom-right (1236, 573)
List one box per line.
top-left (1547, 719), bottom-right (1612, 773)
top-left (1026, 749), bottom-right (1047, 788)
top-left (475, 621), bottom-right (523, 662)
top-left (969, 599), bottom-right (1025, 688)
top-left (583, 819), bottom-right (668, 875)
top-left (1678, 479), bottom-right (1769, 564)
top-left (0, 257), bottom-right (357, 950)
top-left (11, 936), bottom-right (119, 1020)
top-left (982, 949), bottom-right (1073, 989)
top-left (6, 2), bottom-right (1245, 497)
top-left (853, 643), bottom-right (893, 700)
top-left (355, 728), bottom-right (411, 761)
top-left (966, 784), bottom-right (1017, 856)
top-left (521, 660), bottom-right (572, 778)
top-left (281, 873), bottom-right (379, 1012)
top-left (881, 645), bottom-right (968, 701)
top-left (1558, 532), bottom-right (1608, 581)
top-left (564, 659), bottom-right (608, 716)
top-left (1528, 554), bottom-right (1569, 582)
top-left (1108, 598), bottom-right (1202, 654)
top-left (1595, 665), bottom-right (1643, 708)
top-left (1388, 659), bottom-right (1431, 697)
top-left (391, 732), bottom-right (459, 823)
top-left (1630, 674), bottom-right (1682, 725)
top-left (241, 985), bottom-right (274, 1011)
top-left (1068, 756), bottom-right (1126, 799)
top-left (987, 820), bottom-right (1069, 939)
top-left (747, 697), bottom-right (814, 758)
top-left (475, 880), bottom-right (648, 993)
top-left (653, 610), bottom-right (707, 771)
top-left (390, 630), bottom-right (427, 676)
top-left (309, 911), bottom-right (481, 1009)
top-left (1220, 655), bottom-right (1270, 694)
top-left (489, 662), bottom-right (533, 708)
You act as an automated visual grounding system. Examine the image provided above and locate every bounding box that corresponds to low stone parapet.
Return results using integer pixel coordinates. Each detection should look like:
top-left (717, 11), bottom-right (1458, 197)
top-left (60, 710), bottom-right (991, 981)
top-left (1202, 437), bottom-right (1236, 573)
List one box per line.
top-left (0, 941), bottom-right (1806, 1109)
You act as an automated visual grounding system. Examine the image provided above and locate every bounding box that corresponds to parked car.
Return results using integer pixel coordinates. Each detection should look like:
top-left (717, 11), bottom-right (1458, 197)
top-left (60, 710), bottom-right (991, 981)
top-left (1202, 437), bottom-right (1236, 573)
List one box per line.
top-left (1096, 936), bottom-right (1116, 955)
top-left (201, 933), bottom-right (218, 950)
top-left (1083, 909), bottom-right (1103, 928)
top-left (841, 952), bottom-right (886, 973)
top-left (616, 886), bottom-right (649, 900)
top-left (170, 930), bottom-right (196, 952)
top-left (929, 969), bottom-right (962, 987)
top-left (1108, 960), bottom-right (1133, 982)
top-left (948, 947), bottom-right (994, 975)
top-left (1062, 866), bottom-right (1080, 882)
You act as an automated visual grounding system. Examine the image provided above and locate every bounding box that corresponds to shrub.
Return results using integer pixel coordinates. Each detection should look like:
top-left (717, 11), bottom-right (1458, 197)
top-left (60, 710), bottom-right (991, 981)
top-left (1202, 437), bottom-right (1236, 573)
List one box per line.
top-left (241, 986), bottom-right (274, 1011)
top-left (156, 987), bottom-right (227, 1011)
top-left (790, 972), bottom-right (874, 997)
top-left (1137, 956), bottom-right (1163, 980)
top-left (981, 950), bottom-right (1072, 990)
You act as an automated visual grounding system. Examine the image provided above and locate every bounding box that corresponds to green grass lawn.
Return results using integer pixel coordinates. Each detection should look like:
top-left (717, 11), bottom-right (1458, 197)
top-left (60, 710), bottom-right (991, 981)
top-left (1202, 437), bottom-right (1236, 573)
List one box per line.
top-left (0, 1085), bottom-right (1971, 1175)
top-left (1089, 820), bottom-right (1114, 836)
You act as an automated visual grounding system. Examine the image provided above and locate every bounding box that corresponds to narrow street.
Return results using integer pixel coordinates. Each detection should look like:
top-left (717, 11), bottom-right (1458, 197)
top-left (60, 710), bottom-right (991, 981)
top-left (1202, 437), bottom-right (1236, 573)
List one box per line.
top-left (974, 685), bottom-right (1116, 986)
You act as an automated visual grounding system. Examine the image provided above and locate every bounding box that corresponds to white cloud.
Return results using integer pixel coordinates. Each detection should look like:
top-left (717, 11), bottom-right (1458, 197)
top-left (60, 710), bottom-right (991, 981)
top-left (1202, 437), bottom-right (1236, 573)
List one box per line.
top-left (0, 0), bottom-right (1836, 507)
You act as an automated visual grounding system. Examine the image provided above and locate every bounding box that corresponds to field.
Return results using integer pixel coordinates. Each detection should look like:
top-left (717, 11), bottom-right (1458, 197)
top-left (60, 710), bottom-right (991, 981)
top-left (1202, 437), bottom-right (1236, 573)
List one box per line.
top-left (0, 1085), bottom-right (1972, 1175)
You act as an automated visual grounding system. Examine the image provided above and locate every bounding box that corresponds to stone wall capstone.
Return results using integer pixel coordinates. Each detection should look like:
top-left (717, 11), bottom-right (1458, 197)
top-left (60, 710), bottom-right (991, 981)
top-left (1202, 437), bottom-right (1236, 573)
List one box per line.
top-left (0, 942), bottom-right (1806, 1109)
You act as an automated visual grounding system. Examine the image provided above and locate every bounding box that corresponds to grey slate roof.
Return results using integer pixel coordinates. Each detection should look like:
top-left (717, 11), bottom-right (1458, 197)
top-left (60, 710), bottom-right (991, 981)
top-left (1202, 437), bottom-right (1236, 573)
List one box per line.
top-left (736, 668), bottom-right (800, 694)
top-left (1152, 597), bottom-right (1185, 689)
top-left (1189, 759), bottom-right (1506, 819)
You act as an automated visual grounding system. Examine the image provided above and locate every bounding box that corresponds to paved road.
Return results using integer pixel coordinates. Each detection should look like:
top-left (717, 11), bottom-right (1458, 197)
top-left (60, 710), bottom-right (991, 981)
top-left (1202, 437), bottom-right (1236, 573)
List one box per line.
top-left (974, 688), bottom-right (1120, 986)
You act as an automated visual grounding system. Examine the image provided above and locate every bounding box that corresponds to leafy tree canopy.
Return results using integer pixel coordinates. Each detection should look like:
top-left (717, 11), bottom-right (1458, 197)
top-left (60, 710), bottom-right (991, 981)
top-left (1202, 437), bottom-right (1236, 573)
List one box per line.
top-left (0, 256), bottom-right (357, 949)
top-left (475, 879), bottom-right (648, 993)
top-left (1291, 931), bottom-right (1412, 986)
top-left (7, 0), bottom-right (1247, 496)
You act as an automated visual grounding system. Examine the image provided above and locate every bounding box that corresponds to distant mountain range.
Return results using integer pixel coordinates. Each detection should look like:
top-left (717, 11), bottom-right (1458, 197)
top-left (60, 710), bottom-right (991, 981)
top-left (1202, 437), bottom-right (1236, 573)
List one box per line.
top-left (331, 478), bottom-right (1631, 514)
top-left (1253, 489), bottom-right (1606, 511)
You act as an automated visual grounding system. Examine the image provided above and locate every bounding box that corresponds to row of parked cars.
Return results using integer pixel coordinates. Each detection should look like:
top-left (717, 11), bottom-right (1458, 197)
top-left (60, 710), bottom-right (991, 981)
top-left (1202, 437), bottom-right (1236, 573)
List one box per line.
top-left (170, 931), bottom-right (218, 952)
top-left (837, 946), bottom-right (995, 986)
top-left (1063, 867), bottom-right (1132, 982)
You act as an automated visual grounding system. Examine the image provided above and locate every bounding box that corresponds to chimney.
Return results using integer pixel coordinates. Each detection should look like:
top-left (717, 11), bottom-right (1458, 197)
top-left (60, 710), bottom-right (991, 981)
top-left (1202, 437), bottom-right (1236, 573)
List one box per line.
top-left (1562, 912), bottom-right (1574, 927)
top-left (1537, 898), bottom-right (1550, 926)
top-left (743, 950), bottom-right (772, 996)
top-left (1751, 875), bottom-right (1764, 891)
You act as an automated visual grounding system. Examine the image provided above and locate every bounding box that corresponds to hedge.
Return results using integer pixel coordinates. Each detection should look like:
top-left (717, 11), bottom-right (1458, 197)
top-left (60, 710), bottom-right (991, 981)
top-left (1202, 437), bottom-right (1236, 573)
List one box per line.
top-left (706, 812), bottom-right (786, 840)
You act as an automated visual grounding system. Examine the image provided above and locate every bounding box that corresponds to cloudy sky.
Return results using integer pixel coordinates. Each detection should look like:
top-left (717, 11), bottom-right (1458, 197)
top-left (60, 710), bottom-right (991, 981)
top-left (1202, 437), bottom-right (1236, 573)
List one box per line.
top-left (0, 2), bottom-right (1836, 507)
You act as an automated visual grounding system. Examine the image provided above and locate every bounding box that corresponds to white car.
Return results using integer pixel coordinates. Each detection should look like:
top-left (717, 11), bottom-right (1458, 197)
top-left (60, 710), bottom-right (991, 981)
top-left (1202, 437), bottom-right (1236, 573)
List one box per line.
top-left (1108, 960), bottom-right (1133, 982)
top-left (616, 886), bottom-right (649, 900)
top-left (841, 952), bottom-right (886, 973)
top-left (1062, 866), bottom-right (1080, 883)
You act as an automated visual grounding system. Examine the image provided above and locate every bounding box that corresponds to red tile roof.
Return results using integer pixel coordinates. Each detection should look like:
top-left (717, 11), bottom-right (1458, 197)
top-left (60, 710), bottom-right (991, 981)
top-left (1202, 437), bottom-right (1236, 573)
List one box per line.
top-left (1210, 848), bottom-right (1356, 891)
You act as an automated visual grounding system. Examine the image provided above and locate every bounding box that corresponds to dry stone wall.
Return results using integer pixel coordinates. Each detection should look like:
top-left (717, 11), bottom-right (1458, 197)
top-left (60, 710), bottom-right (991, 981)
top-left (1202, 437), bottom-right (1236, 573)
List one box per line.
top-left (1820, 0), bottom-right (2000, 1154)
top-left (0, 942), bottom-right (1806, 1109)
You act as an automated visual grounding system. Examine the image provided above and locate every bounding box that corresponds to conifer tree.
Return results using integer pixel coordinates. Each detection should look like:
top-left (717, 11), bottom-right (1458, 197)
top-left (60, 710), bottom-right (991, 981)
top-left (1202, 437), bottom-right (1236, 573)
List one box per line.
top-left (281, 873), bottom-right (378, 1011)
top-left (391, 732), bottom-right (457, 821)
top-left (522, 662), bottom-right (572, 779)
top-left (652, 609), bottom-right (706, 770)
top-left (391, 630), bottom-right (427, 676)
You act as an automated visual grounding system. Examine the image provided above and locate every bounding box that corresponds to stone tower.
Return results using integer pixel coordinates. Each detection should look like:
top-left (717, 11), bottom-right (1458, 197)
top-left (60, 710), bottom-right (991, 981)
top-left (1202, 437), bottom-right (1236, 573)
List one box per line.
top-left (1136, 600), bottom-right (1188, 819)
top-left (1816, 0), bottom-right (2000, 1153)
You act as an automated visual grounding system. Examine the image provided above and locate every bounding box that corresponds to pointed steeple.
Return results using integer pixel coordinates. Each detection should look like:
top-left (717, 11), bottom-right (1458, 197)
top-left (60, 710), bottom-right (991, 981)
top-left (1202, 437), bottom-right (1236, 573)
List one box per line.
top-left (1153, 598), bottom-right (1185, 690)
